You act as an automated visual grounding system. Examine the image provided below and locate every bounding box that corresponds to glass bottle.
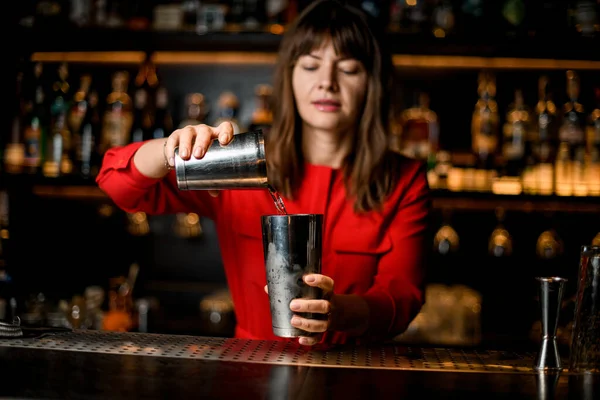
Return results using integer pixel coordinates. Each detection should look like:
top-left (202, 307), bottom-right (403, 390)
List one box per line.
top-left (502, 89), bottom-right (530, 178)
top-left (100, 71), bottom-right (133, 155)
top-left (533, 75), bottom-right (559, 195)
top-left (398, 91), bottom-right (439, 170)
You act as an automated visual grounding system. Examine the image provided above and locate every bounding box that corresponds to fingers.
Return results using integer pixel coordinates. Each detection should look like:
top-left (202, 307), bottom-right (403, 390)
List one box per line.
top-left (291, 315), bottom-right (328, 333)
top-left (264, 285), bottom-right (269, 294)
top-left (290, 299), bottom-right (330, 314)
top-left (168, 122), bottom-right (235, 163)
top-left (214, 121), bottom-right (235, 145)
top-left (303, 274), bottom-right (334, 293)
top-left (298, 335), bottom-right (321, 346)
top-left (190, 124), bottom-right (216, 159)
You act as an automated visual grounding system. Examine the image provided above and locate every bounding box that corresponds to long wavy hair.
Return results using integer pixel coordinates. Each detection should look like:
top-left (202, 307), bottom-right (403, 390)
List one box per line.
top-left (266, 0), bottom-right (400, 212)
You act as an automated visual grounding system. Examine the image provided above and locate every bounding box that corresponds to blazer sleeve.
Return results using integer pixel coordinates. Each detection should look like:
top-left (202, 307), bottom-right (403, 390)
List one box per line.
top-left (96, 142), bottom-right (219, 219)
top-left (360, 161), bottom-right (431, 338)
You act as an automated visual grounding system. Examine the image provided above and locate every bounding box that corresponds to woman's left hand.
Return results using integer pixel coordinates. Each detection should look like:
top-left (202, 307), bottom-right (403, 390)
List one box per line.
top-left (264, 273), bottom-right (335, 346)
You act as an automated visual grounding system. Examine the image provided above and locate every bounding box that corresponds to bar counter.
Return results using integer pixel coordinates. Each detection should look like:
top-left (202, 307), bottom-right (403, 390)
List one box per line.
top-left (0, 330), bottom-right (597, 399)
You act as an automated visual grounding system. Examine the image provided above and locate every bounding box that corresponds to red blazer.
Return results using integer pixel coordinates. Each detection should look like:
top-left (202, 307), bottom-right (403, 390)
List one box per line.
top-left (97, 142), bottom-right (431, 345)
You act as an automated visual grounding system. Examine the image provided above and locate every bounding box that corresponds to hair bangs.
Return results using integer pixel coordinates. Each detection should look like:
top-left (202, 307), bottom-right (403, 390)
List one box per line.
top-left (286, 4), bottom-right (375, 70)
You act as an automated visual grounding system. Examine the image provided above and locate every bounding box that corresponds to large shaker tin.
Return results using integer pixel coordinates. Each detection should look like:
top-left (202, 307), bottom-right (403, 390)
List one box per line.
top-left (261, 214), bottom-right (324, 338)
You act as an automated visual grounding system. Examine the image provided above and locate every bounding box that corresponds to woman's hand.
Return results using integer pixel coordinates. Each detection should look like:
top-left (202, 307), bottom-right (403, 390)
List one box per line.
top-left (265, 273), bottom-right (336, 346)
top-left (164, 121), bottom-right (234, 196)
top-left (133, 121), bottom-right (235, 182)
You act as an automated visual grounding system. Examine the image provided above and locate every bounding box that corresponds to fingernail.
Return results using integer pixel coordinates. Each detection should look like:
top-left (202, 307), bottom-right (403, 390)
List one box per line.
top-left (193, 147), bottom-right (202, 158)
top-left (305, 275), bottom-right (316, 283)
top-left (291, 317), bottom-right (300, 326)
top-left (290, 301), bottom-right (300, 311)
top-left (180, 148), bottom-right (188, 157)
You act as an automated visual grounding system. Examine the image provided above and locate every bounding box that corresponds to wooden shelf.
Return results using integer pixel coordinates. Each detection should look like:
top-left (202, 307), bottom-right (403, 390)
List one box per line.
top-left (29, 51), bottom-right (600, 70)
top-left (29, 184), bottom-right (600, 214)
top-left (18, 27), bottom-right (600, 70)
top-left (30, 51), bottom-right (147, 64)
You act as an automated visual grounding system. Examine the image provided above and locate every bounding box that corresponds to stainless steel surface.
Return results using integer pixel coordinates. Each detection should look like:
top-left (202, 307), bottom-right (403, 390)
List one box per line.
top-left (534, 276), bottom-right (567, 372)
top-left (0, 330), bottom-right (550, 374)
top-left (262, 214), bottom-right (323, 338)
top-left (569, 245), bottom-right (600, 373)
top-left (174, 129), bottom-right (267, 190)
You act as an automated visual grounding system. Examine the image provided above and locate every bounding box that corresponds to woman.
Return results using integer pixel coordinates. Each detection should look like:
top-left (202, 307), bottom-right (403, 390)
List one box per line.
top-left (97, 0), bottom-right (431, 346)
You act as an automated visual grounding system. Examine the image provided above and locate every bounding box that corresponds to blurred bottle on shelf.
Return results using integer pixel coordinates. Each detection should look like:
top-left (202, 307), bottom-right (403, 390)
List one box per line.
top-left (397, 91), bottom-right (439, 171)
top-left (100, 71), bottom-right (133, 155)
top-left (248, 84), bottom-right (274, 135)
top-left (502, 89), bottom-right (529, 179)
top-left (214, 91), bottom-right (241, 135)
top-left (471, 71), bottom-right (499, 191)
top-left (488, 207), bottom-right (513, 257)
top-left (587, 87), bottom-right (600, 196)
top-left (556, 70), bottom-right (587, 196)
top-left (532, 75), bottom-right (559, 195)
top-left (179, 93), bottom-right (209, 128)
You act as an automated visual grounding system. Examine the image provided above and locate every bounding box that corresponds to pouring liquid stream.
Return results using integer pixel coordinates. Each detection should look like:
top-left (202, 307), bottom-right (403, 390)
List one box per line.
top-left (267, 184), bottom-right (288, 215)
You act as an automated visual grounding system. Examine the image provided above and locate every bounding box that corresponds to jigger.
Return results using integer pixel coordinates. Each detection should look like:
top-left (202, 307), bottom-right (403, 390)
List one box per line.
top-left (534, 277), bottom-right (567, 372)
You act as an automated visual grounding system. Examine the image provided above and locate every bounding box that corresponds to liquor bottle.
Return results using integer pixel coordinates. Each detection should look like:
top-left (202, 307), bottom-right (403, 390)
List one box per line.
top-left (471, 71), bottom-right (499, 189)
top-left (214, 91), bottom-right (241, 135)
top-left (5, 68), bottom-right (27, 174)
top-left (179, 93), bottom-right (208, 128)
top-left (76, 89), bottom-right (102, 179)
top-left (488, 207), bottom-right (513, 258)
top-left (151, 86), bottom-right (173, 140)
top-left (49, 62), bottom-right (72, 168)
top-left (586, 87), bottom-right (600, 195)
top-left (50, 62), bottom-right (71, 120)
top-left (533, 76), bottom-right (559, 195)
top-left (42, 112), bottom-right (71, 178)
top-left (22, 82), bottom-right (47, 173)
top-left (248, 84), bottom-right (273, 135)
top-left (569, 0), bottom-right (599, 37)
top-left (431, 0), bottom-right (455, 37)
top-left (556, 70), bottom-right (587, 196)
top-left (398, 91), bottom-right (439, 169)
top-left (502, 89), bottom-right (530, 178)
top-left (130, 83), bottom-right (153, 143)
top-left (100, 71), bottom-right (133, 155)
top-left (502, 0), bottom-right (526, 37)
top-left (68, 74), bottom-right (92, 142)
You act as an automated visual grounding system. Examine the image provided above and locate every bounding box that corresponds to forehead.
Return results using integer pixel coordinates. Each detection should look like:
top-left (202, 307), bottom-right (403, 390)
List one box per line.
top-left (301, 38), bottom-right (358, 61)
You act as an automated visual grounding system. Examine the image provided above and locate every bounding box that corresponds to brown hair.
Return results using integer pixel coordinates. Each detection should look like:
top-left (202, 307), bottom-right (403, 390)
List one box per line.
top-left (266, 0), bottom-right (400, 212)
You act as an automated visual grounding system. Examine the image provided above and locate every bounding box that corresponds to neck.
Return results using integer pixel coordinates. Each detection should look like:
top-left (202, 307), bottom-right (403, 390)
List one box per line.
top-left (301, 124), bottom-right (353, 169)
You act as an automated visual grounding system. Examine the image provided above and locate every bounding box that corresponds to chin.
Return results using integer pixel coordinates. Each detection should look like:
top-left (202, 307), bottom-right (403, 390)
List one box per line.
top-left (303, 115), bottom-right (348, 132)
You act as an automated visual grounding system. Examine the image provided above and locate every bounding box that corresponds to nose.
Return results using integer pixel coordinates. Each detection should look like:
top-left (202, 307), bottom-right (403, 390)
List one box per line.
top-left (317, 64), bottom-right (338, 91)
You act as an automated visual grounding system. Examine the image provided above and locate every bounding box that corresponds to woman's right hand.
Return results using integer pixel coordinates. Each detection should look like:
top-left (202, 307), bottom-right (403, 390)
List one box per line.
top-left (164, 121), bottom-right (235, 168)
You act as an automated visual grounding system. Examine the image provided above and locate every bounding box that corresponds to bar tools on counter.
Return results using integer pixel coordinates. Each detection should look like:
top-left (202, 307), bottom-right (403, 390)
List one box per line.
top-left (533, 276), bottom-right (567, 372)
top-left (569, 245), bottom-right (600, 374)
top-left (174, 129), bottom-right (267, 190)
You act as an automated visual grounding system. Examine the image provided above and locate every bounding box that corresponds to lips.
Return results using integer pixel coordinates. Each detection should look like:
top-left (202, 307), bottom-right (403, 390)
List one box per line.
top-left (312, 99), bottom-right (341, 112)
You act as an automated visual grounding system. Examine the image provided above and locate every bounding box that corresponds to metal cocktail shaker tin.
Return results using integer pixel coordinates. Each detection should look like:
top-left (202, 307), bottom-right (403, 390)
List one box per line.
top-left (174, 129), bottom-right (267, 190)
top-left (261, 214), bottom-right (324, 338)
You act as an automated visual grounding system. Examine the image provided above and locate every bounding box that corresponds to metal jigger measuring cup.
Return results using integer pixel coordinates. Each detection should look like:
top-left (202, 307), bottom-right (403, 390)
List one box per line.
top-left (174, 129), bottom-right (267, 190)
top-left (534, 276), bottom-right (567, 372)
